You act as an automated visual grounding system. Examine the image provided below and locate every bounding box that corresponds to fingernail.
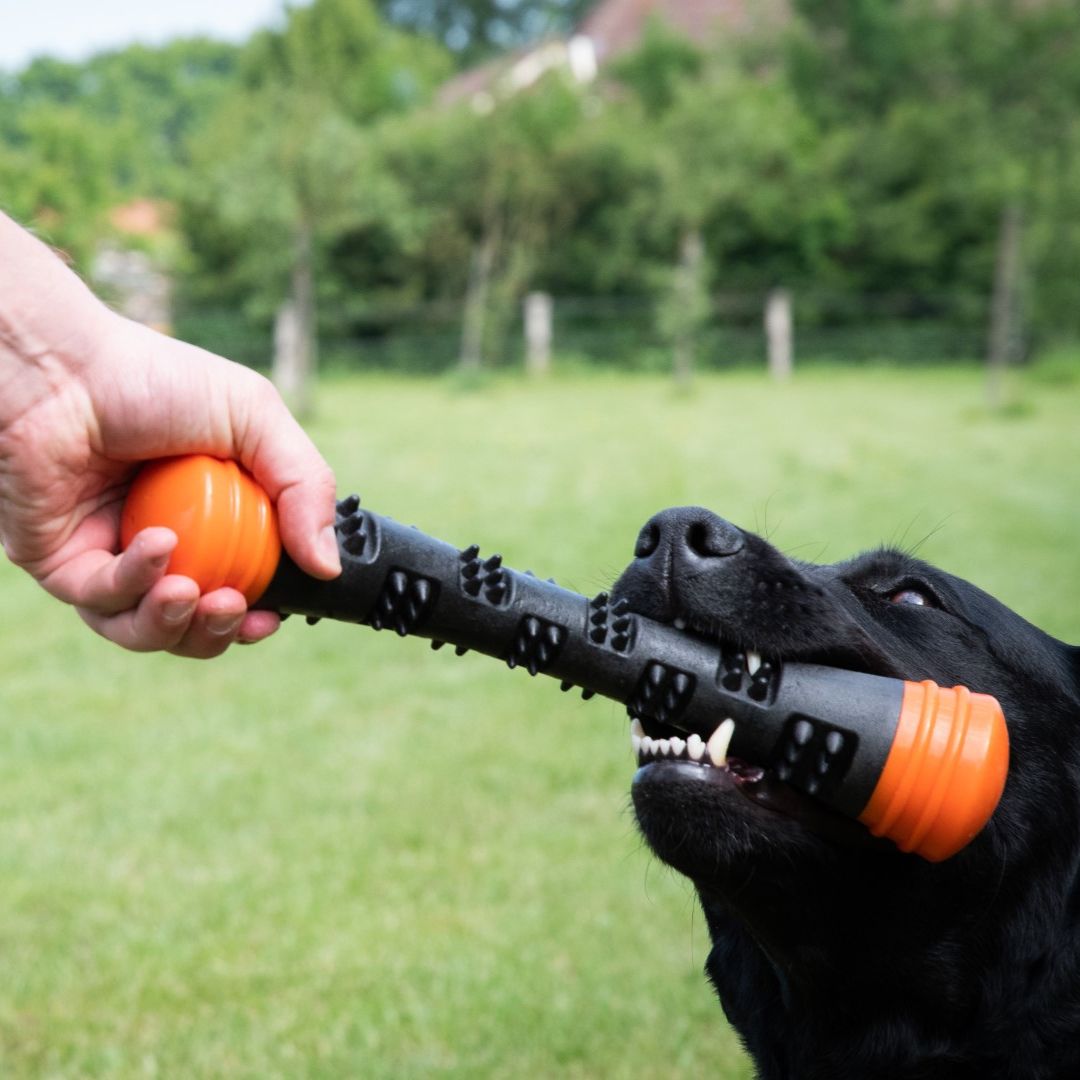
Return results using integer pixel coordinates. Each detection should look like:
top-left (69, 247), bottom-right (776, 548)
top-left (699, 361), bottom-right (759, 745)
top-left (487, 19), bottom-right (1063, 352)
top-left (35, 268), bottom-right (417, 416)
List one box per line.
top-left (150, 553), bottom-right (170, 571)
top-left (163, 600), bottom-right (197, 624)
top-left (207, 612), bottom-right (244, 636)
top-left (318, 525), bottom-right (342, 575)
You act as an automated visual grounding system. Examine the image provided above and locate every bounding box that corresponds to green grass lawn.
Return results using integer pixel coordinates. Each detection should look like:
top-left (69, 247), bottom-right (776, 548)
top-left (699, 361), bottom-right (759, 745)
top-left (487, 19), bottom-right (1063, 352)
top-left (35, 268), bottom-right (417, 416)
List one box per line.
top-left (1, 364), bottom-right (1078, 1078)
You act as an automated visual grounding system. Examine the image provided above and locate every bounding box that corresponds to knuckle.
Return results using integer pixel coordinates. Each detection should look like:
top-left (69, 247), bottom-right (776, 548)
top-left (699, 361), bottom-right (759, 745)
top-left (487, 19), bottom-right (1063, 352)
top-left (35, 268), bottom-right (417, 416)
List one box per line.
top-left (248, 371), bottom-right (282, 411)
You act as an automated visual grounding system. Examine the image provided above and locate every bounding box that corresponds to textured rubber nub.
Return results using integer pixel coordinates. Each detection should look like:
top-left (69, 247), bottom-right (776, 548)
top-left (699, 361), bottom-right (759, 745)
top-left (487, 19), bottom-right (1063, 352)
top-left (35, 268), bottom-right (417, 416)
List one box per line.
top-left (858, 681), bottom-right (1009, 862)
top-left (120, 455), bottom-right (282, 605)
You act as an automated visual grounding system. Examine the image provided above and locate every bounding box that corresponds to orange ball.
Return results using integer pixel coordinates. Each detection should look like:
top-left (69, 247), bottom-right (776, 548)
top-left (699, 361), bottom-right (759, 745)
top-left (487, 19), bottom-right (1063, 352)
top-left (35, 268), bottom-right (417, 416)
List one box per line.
top-left (121, 455), bottom-right (282, 605)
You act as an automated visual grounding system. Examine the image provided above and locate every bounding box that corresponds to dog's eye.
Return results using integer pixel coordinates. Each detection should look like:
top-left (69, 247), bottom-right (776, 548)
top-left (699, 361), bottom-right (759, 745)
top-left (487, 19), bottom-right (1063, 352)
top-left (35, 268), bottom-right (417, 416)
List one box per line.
top-left (889, 588), bottom-right (932, 607)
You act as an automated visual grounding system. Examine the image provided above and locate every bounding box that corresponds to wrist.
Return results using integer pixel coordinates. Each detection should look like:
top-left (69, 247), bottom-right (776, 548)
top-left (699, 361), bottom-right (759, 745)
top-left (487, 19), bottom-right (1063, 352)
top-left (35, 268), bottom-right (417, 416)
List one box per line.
top-left (0, 212), bottom-right (117, 432)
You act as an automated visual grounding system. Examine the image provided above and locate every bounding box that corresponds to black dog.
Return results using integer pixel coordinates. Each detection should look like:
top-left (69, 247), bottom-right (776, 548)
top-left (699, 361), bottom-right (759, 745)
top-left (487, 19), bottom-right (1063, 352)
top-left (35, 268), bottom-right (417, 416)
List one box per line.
top-left (613, 507), bottom-right (1080, 1080)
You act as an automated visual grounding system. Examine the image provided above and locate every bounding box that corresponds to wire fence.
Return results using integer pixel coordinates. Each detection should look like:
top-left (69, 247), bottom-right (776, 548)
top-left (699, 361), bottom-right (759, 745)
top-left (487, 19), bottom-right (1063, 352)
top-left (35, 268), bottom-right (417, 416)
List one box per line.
top-left (174, 290), bottom-right (1000, 376)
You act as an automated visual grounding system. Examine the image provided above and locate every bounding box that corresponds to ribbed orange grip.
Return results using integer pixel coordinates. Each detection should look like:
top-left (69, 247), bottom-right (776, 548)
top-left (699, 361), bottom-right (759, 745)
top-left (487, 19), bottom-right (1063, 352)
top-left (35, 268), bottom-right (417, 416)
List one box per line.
top-left (858, 681), bottom-right (1009, 862)
top-left (120, 455), bottom-right (282, 605)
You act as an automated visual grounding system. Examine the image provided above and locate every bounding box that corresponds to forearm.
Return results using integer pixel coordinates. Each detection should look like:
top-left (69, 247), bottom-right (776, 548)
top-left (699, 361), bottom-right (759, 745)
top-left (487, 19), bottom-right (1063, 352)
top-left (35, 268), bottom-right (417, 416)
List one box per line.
top-left (0, 212), bottom-right (116, 432)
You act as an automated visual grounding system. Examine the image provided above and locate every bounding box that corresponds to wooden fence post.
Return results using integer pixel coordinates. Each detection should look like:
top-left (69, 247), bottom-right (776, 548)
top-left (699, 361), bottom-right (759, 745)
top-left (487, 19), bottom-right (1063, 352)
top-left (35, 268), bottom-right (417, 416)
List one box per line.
top-left (673, 228), bottom-right (705, 387)
top-left (273, 297), bottom-right (312, 418)
top-left (987, 202), bottom-right (1023, 409)
top-left (460, 227), bottom-right (499, 372)
top-left (524, 291), bottom-right (552, 376)
top-left (765, 288), bottom-right (793, 380)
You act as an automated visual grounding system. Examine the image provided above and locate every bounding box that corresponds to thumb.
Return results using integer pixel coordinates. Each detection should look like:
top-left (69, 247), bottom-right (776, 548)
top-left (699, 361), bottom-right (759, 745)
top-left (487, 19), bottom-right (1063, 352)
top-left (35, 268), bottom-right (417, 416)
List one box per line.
top-left (232, 376), bottom-right (341, 580)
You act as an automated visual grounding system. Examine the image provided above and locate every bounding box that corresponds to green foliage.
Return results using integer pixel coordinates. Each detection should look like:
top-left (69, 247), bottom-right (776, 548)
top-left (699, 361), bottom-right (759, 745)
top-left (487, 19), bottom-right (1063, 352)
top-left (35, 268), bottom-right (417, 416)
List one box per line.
top-left (179, 0), bottom-right (450, 335)
top-left (0, 105), bottom-right (109, 262)
top-left (5, 0), bottom-right (1080, 355)
top-left (243, 0), bottom-right (450, 123)
top-left (0, 38), bottom-right (240, 265)
top-left (785, 0), bottom-right (1080, 328)
top-left (1, 39), bottom-right (241, 198)
top-left (185, 90), bottom-right (392, 305)
top-left (609, 18), bottom-right (703, 116)
top-left (371, 75), bottom-right (589, 361)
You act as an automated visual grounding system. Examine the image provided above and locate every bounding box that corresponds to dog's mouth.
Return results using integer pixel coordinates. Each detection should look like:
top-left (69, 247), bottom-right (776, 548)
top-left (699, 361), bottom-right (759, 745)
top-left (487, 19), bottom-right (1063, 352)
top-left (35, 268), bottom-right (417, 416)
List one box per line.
top-left (627, 618), bottom-right (892, 835)
top-left (630, 713), bottom-right (815, 818)
top-left (630, 640), bottom-right (777, 800)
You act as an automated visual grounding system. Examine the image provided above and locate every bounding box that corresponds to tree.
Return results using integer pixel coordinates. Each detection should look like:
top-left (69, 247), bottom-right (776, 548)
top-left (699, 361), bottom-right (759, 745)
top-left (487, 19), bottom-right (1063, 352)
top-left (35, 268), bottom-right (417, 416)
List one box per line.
top-left (243, 0), bottom-right (448, 122)
top-left (786, 0), bottom-right (1080, 362)
top-left (182, 0), bottom-right (448, 407)
top-left (2, 40), bottom-right (241, 199)
top-left (611, 31), bottom-right (840, 379)
top-left (0, 39), bottom-right (241, 267)
top-left (0, 104), bottom-right (111, 265)
top-left (377, 75), bottom-right (586, 369)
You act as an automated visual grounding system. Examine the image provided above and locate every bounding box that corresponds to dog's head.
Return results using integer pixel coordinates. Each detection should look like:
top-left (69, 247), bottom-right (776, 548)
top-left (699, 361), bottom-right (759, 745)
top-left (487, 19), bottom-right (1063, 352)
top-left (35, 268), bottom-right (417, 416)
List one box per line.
top-left (613, 507), bottom-right (1080, 1073)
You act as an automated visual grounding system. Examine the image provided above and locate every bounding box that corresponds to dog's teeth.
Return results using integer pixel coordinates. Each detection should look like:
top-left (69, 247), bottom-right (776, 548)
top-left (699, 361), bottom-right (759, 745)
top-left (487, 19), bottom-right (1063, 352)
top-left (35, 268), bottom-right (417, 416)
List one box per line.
top-left (641, 736), bottom-right (655, 757)
top-left (631, 718), bottom-right (645, 738)
top-left (687, 733), bottom-right (705, 761)
top-left (658, 738), bottom-right (671, 757)
top-left (669, 736), bottom-right (686, 757)
top-left (631, 727), bottom-right (643, 755)
top-left (707, 719), bottom-right (736, 767)
top-left (745, 650), bottom-right (762, 676)
top-left (673, 617), bottom-right (687, 631)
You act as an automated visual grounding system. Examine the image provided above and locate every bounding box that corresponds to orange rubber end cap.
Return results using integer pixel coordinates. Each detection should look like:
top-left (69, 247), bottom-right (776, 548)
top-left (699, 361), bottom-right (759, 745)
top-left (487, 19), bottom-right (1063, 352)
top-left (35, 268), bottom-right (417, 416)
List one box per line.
top-left (120, 455), bottom-right (281, 606)
top-left (859, 681), bottom-right (1009, 862)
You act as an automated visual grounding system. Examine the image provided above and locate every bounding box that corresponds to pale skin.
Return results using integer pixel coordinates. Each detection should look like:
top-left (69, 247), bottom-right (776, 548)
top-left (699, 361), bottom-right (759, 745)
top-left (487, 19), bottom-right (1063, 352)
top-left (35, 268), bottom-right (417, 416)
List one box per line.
top-left (0, 211), bottom-right (341, 658)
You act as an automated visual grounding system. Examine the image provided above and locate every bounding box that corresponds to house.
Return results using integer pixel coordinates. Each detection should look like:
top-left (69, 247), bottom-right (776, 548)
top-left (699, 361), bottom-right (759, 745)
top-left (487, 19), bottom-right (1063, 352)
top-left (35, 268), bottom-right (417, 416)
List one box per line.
top-left (438, 0), bottom-right (787, 110)
top-left (580, 0), bottom-right (785, 67)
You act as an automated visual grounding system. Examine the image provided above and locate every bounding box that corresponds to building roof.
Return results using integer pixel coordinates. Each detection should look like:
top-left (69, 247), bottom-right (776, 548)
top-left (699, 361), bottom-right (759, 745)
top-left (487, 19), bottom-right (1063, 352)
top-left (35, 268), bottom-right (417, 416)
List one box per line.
top-left (579, 0), bottom-right (779, 65)
top-left (439, 0), bottom-right (788, 109)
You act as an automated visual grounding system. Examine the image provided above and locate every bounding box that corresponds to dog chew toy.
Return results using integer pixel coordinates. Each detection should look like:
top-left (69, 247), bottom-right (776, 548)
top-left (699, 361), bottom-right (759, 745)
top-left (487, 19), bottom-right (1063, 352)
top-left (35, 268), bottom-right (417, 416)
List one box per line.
top-left (121, 455), bottom-right (1009, 862)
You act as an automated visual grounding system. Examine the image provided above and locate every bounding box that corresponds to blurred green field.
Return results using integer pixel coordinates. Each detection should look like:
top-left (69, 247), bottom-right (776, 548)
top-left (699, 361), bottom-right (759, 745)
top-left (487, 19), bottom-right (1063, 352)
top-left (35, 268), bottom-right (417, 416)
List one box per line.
top-left (1, 365), bottom-right (1078, 1079)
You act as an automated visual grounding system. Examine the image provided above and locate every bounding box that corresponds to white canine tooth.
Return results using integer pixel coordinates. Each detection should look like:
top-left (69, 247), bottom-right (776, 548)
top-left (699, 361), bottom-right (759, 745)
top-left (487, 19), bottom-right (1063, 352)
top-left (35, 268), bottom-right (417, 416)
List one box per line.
top-left (631, 718), bottom-right (645, 738)
top-left (669, 736), bottom-right (686, 757)
top-left (746, 650), bottom-right (762, 676)
top-left (707, 718), bottom-right (736, 767)
top-left (673, 618), bottom-right (687, 631)
top-left (658, 738), bottom-right (671, 757)
top-left (641, 736), bottom-right (655, 757)
top-left (687, 733), bottom-right (705, 761)
top-left (631, 730), bottom-right (642, 754)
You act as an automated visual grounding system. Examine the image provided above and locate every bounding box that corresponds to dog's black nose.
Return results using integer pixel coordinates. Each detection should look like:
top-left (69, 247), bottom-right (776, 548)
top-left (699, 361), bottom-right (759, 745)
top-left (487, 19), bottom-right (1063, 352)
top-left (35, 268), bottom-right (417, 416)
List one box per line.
top-left (634, 507), bottom-right (745, 561)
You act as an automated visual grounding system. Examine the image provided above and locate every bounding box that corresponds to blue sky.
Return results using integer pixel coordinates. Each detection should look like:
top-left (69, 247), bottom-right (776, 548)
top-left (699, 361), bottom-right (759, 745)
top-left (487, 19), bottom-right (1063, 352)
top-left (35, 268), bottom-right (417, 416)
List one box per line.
top-left (0, 0), bottom-right (297, 71)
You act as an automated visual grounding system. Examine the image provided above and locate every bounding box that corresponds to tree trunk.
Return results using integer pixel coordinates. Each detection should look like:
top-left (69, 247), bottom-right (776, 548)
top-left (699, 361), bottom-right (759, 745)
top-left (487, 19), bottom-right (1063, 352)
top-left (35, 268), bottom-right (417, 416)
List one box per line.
top-left (460, 226), bottom-right (499, 372)
top-left (673, 227), bottom-right (704, 387)
top-left (524, 291), bottom-right (553, 376)
top-left (765, 288), bottom-right (794, 381)
top-left (987, 202), bottom-right (1023, 409)
top-left (273, 219), bottom-right (317, 418)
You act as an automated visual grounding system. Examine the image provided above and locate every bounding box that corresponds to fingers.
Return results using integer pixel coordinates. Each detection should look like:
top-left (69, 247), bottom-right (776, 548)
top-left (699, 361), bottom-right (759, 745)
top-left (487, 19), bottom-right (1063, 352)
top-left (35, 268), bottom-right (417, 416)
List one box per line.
top-left (39, 524), bottom-right (174, 613)
top-left (46, 526), bottom-right (178, 614)
top-left (77, 581), bottom-right (281, 658)
top-left (41, 524), bottom-right (280, 657)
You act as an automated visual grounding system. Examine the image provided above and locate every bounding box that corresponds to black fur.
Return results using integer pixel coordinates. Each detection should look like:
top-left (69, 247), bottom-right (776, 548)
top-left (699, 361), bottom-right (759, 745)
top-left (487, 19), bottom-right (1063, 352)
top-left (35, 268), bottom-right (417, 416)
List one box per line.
top-left (613, 507), bottom-right (1080, 1080)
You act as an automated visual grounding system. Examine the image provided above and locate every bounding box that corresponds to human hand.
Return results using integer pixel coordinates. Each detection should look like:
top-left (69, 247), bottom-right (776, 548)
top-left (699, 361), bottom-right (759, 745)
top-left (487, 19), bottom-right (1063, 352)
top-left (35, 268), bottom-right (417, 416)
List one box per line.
top-left (0, 212), bottom-right (340, 658)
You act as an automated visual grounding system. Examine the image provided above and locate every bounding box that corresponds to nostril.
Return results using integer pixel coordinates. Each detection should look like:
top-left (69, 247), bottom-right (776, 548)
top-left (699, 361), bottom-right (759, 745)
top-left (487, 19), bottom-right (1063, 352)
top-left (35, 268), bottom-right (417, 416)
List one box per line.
top-left (685, 517), bottom-right (744, 558)
top-left (635, 521), bottom-right (661, 558)
top-left (687, 522), bottom-right (711, 557)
